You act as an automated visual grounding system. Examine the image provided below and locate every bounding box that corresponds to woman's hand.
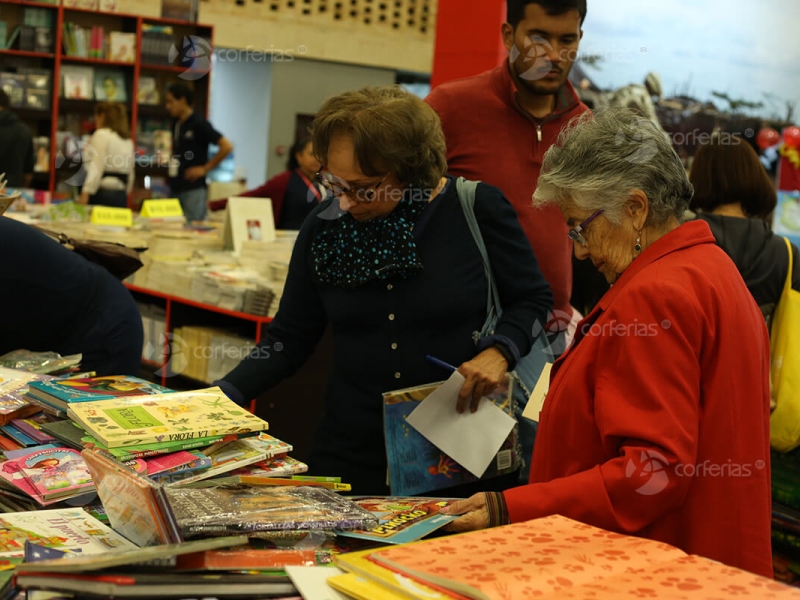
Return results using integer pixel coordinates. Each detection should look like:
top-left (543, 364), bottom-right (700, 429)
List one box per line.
top-left (441, 493), bottom-right (490, 533)
top-left (77, 192), bottom-right (89, 205)
top-left (457, 347), bottom-right (508, 413)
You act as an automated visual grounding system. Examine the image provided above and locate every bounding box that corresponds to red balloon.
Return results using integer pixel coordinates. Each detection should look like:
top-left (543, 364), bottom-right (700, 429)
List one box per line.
top-left (757, 128), bottom-right (780, 150)
top-left (784, 126), bottom-right (800, 149)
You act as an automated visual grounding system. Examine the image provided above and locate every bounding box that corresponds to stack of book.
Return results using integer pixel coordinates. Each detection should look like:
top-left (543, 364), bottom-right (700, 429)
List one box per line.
top-left (331, 514), bottom-right (800, 599)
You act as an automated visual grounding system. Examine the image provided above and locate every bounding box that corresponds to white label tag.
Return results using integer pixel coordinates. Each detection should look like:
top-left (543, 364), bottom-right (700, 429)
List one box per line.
top-left (521, 362), bottom-right (553, 423)
top-left (168, 157), bottom-right (180, 178)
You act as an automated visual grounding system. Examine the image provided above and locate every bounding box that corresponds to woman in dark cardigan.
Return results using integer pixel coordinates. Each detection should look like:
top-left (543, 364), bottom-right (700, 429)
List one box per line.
top-left (219, 86), bottom-right (553, 495)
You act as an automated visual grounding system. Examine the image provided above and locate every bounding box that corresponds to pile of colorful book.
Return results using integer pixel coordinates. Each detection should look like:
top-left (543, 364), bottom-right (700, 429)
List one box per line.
top-left (0, 366), bottom-right (320, 510)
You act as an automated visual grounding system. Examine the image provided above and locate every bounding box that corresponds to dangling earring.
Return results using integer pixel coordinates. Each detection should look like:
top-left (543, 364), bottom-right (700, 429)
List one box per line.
top-left (634, 231), bottom-right (642, 254)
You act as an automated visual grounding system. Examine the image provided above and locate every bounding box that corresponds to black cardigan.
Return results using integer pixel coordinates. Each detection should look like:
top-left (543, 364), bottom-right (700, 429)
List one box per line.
top-left (221, 177), bottom-right (553, 493)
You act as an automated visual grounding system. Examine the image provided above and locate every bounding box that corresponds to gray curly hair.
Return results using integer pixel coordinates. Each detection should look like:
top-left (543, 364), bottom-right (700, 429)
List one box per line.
top-left (533, 107), bottom-right (693, 226)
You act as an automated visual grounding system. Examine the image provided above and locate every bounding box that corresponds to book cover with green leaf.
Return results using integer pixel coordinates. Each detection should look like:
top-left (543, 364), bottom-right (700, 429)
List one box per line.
top-left (67, 388), bottom-right (268, 448)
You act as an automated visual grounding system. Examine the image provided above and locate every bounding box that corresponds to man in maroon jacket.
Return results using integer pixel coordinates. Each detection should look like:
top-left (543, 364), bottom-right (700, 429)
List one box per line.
top-left (426, 0), bottom-right (589, 324)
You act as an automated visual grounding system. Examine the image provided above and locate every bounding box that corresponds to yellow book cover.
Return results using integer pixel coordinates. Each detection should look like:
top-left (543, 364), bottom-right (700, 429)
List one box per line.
top-left (68, 387), bottom-right (268, 448)
top-left (327, 572), bottom-right (413, 600)
top-left (334, 548), bottom-right (459, 600)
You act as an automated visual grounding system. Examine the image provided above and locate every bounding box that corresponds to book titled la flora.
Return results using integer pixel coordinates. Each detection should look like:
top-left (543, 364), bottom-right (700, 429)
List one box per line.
top-left (67, 387), bottom-right (269, 448)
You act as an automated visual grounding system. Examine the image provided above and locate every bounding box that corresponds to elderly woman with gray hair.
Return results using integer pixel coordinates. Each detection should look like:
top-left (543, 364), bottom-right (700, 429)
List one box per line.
top-left (442, 108), bottom-right (772, 577)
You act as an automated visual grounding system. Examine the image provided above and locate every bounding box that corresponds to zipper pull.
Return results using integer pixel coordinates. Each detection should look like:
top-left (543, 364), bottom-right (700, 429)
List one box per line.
top-left (537, 125), bottom-right (543, 142)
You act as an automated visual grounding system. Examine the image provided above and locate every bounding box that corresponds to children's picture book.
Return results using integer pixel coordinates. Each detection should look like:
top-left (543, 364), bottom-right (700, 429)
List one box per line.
top-left (27, 375), bottom-right (173, 412)
top-left (0, 425), bottom-right (37, 447)
top-left (137, 76), bottom-right (159, 105)
top-left (67, 387), bottom-right (269, 448)
top-left (81, 448), bottom-right (179, 547)
top-left (164, 433), bottom-right (292, 486)
top-left (108, 32), bottom-right (134, 62)
top-left (94, 69), bottom-right (126, 102)
top-left (11, 415), bottom-right (55, 445)
top-left (223, 197), bottom-right (276, 255)
top-left (40, 419), bottom-right (231, 462)
top-left (10, 448), bottom-right (93, 501)
top-left (337, 497), bottom-right (456, 545)
top-left (61, 66), bottom-right (93, 100)
top-left (383, 380), bottom-right (521, 496)
top-left (149, 451), bottom-right (211, 483)
top-left (0, 507), bottom-right (136, 558)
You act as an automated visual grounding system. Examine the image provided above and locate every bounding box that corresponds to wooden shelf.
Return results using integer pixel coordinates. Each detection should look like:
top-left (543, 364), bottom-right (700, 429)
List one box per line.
top-left (0, 48), bottom-right (55, 59)
top-left (140, 63), bottom-right (207, 75)
top-left (60, 55), bottom-right (135, 67)
top-left (0, 0), bottom-right (58, 9)
top-left (59, 98), bottom-right (134, 112)
top-left (0, 1), bottom-right (212, 199)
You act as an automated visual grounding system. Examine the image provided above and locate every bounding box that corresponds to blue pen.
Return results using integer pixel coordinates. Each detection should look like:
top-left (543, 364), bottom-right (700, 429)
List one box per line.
top-left (425, 355), bottom-right (457, 373)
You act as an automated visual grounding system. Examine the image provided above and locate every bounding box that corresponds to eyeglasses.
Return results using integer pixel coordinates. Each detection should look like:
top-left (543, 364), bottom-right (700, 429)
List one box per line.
top-left (315, 169), bottom-right (390, 203)
top-left (567, 209), bottom-right (604, 246)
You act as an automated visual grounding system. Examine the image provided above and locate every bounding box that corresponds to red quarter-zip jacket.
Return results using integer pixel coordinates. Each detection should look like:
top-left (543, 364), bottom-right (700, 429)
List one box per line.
top-left (426, 63), bottom-right (590, 317)
top-left (504, 220), bottom-right (773, 578)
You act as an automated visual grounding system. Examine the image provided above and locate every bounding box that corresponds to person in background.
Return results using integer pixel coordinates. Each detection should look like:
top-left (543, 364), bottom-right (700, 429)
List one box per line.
top-left (218, 86), bottom-right (553, 495)
top-left (211, 135), bottom-right (323, 230)
top-left (689, 137), bottom-right (800, 327)
top-left (426, 0), bottom-right (590, 344)
top-left (165, 82), bottom-right (234, 222)
top-left (0, 216), bottom-right (143, 376)
top-left (0, 89), bottom-right (34, 188)
top-left (78, 102), bottom-right (134, 208)
top-left (442, 108), bottom-right (772, 579)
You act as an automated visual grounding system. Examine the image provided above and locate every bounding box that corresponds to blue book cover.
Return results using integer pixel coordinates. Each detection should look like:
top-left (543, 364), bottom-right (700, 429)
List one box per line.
top-left (0, 426), bottom-right (36, 448)
top-left (383, 379), bottom-right (521, 496)
top-left (27, 376), bottom-right (173, 405)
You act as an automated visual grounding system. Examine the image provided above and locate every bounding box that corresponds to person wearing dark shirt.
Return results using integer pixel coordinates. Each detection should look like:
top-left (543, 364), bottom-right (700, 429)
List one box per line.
top-left (0, 89), bottom-right (34, 188)
top-left (218, 86), bottom-right (553, 495)
top-left (0, 216), bottom-right (143, 376)
top-left (690, 136), bottom-right (800, 326)
top-left (210, 135), bottom-right (323, 229)
top-left (425, 0), bottom-right (590, 328)
top-left (165, 82), bottom-right (233, 222)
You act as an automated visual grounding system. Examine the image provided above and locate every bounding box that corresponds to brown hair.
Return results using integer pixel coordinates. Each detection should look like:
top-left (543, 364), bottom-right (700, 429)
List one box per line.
top-left (311, 86), bottom-right (447, 189)
top-left (95, 102), bottom-right (130, 140)
top-left (689, 136), bottom-right (776, 219)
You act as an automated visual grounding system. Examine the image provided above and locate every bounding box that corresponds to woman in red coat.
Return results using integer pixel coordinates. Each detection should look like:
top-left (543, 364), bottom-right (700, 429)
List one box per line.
top-left (444, 108), bottom-right (773, 578)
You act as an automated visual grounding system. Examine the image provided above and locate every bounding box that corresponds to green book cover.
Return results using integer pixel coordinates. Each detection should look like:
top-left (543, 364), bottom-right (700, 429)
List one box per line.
top-left (39, 420), bottom-right (226, 462)
top-left (67, 387), bottom-right (268, 448)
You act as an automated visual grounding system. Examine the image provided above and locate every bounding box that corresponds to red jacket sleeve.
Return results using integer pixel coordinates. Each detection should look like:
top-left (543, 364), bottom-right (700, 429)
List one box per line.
top-left (504, 279), bottom-right (703, 534)
top-left (208, 171), bottom-right (291, 227)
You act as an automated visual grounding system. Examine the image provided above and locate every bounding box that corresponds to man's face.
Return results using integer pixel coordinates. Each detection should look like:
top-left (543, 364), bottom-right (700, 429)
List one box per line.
top-left (165, 92), bottom-right (185, 118)
top-left (503, 3), bottom-right (582, 95)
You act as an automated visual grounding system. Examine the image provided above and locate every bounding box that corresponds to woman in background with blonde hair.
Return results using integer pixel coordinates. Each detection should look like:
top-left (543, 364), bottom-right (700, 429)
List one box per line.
top-left (78, 102), bottom-right (134, 208)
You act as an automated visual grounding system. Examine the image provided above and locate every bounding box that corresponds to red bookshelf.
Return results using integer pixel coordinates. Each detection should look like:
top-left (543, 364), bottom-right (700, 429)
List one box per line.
top-left (0, 0), bottom-right (213, 202)
top-left (0, 48), bottom-right (54, 58)
top-left (124, 284), bottom-right (272, 392)
top-left (60, 55), bottom-right (135, 67)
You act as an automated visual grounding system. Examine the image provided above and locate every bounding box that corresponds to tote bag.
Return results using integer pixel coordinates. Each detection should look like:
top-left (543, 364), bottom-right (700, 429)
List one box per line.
top-left (770, 237), bottom-right (800, 452)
